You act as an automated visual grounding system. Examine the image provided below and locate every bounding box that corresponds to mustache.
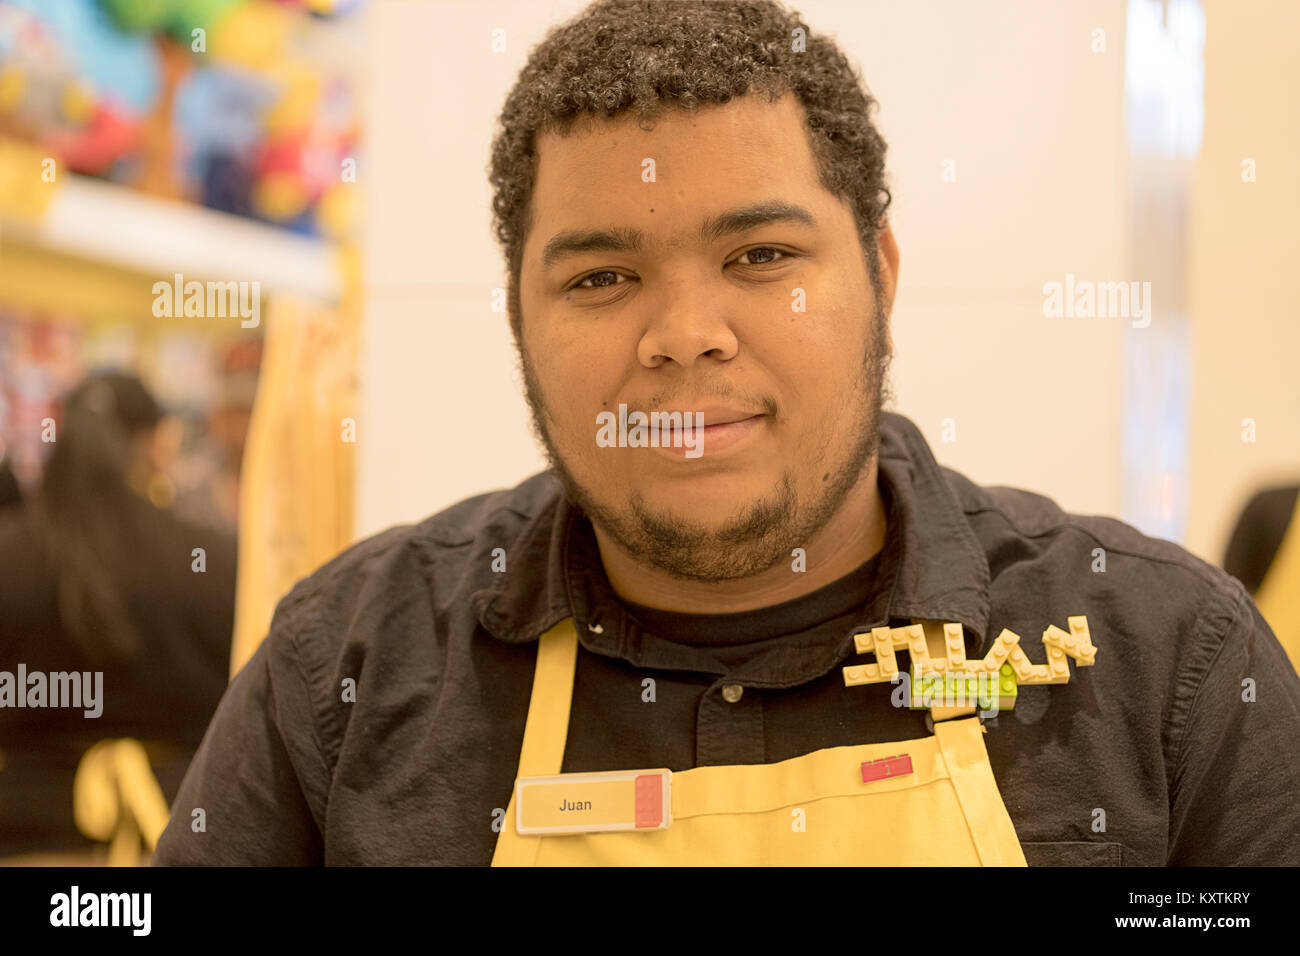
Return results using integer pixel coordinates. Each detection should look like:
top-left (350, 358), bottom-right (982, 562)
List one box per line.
top-left (634, 389), bottom-right (779, 418)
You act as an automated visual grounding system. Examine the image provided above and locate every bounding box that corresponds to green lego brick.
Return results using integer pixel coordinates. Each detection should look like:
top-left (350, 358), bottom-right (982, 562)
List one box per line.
top-left (998, 661), bottom-right (1018, 698)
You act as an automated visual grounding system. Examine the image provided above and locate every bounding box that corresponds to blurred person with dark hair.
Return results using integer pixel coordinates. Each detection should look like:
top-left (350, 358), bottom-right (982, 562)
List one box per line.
top-left (1224, 484), bottom-right (1300, 596)
top-left (0, 371), bottom-right (236, 857)
top-left (1225, 484), bottom-right (1300, 673)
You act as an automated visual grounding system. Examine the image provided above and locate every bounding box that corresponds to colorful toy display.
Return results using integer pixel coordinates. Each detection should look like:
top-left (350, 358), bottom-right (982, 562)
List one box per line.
top-left (0, 0), bottom-right (363, 237)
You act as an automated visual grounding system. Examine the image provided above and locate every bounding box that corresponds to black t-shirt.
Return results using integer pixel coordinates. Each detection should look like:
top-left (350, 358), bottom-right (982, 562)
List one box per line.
top-left (153, 412), bottom-right (1300, 865)
top-left (621, 551), bottom-right (882, 647)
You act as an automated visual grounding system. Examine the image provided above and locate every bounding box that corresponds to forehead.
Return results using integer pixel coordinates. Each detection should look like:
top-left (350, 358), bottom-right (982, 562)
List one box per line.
top-left (528, 95), bottom-right (826, 244)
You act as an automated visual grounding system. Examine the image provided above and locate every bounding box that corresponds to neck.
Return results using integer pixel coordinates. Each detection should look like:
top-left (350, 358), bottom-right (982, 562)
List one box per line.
top-left (593, 459), bottom-right (887, 614)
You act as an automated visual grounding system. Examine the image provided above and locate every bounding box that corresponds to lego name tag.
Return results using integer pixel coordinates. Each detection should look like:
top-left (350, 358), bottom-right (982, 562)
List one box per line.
top-left (514, 769), bottom-right (672, 835)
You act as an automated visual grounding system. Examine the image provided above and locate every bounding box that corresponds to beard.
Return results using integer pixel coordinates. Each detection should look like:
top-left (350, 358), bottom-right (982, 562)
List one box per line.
top-left (516, 287), bottom-right (892, 583)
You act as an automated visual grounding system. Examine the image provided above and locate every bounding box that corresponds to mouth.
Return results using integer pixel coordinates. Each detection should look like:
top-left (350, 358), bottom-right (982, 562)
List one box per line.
top-left (651, 411), bottom-right (766, 460)
top-left (689, 405), bottom-right (764, 427)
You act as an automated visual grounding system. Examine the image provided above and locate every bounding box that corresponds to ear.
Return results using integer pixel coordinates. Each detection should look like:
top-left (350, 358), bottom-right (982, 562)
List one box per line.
top-left (875, 223), bottom-right (900, 353)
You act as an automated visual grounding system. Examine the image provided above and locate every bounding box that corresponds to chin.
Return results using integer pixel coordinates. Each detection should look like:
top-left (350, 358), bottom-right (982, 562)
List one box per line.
top-left (635, 485), bottom-right (773, 530)
top-left (638, 469), bottom-right (766, 502)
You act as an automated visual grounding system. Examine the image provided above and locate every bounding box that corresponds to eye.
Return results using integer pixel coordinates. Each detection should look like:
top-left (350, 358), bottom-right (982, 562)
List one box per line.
top-left (575, 270), bottom-right (629, 289)
top-left (733, 246), bottom-right (790, 266)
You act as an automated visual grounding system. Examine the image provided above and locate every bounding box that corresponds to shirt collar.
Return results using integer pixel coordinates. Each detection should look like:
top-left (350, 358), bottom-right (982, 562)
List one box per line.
top-left (475, 411), bottom-right (992, 666)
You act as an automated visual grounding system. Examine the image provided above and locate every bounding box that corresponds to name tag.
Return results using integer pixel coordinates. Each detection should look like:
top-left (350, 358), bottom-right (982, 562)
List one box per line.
top-left (514, 769), bottom-right (672, 835)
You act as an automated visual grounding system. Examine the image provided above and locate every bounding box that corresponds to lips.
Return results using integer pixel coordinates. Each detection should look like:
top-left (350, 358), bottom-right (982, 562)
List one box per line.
top-left (646, 407), bottom-right (766, 460)
top-left (666, 405), bottom-right (761, 427)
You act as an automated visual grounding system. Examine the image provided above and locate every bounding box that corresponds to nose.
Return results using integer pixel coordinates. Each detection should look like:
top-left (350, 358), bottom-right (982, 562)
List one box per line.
top-left (636, 280), bottom-right (740, 369)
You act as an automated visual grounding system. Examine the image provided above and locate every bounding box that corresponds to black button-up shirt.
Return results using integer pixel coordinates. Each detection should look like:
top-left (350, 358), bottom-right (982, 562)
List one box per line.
top-left (153, 412), bottom-right (1300, 865)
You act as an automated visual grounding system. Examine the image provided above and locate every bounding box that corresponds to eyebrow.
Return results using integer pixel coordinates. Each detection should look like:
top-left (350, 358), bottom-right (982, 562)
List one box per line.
top-left (540, 200), bottom-right (818, 269)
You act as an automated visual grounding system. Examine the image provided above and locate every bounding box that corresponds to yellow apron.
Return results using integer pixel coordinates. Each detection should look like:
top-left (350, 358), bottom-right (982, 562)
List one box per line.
top-left (491, 618), bottom-right (1027, 866)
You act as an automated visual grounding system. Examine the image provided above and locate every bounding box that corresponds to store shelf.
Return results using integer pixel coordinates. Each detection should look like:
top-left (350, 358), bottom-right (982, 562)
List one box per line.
top-left (1, 174), bottom-right (341, 303)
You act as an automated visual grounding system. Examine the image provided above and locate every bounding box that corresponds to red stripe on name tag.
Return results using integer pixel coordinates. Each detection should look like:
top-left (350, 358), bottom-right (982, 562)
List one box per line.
top-left (634, 773), bottom-right (663, 828)
top-left (861, 754), bottom-right (913, 783)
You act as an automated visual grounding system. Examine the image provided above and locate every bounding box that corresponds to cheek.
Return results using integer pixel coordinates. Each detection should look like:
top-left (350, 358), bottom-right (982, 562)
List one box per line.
top-left (803, 292), bottom-right (874, 376)
top-left (756, 311), bottom-right (871, 442)
top-left (530, 330), bottom-right (626, 451)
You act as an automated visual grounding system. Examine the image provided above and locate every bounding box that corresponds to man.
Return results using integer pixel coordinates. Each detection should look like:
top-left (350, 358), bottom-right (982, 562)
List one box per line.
top-left (155, 0), bottom-right (1300, 865)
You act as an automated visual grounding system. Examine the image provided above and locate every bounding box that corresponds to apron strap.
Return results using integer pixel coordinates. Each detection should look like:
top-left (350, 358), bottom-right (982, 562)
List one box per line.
top-left (933, 717), bottom-right (1026, 865)
top-left (516, 617), bottom-right (580, 778)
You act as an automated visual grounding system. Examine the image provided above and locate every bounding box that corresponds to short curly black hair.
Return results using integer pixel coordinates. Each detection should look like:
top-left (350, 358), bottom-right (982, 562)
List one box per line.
top-left (489, 0), bottom-right (892, 339)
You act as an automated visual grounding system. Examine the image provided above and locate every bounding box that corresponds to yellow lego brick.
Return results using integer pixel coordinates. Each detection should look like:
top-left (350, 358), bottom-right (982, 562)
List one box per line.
top-left (1041, 624), bottom-right (1070, 649)
top-left (898, 623), bottom-right (927, 652)
top-left (1042, 626), bottom-right (1079, 664)
top-left (895, 623), bottom-right (924, 640)
top-left (898, 624), bottom-right (931, 675)
top-left (1042, 645), bottom-right (1070, 684)
top-left (1019, 663), bottom-right (1053, 685)
top-left (873, 631), bottom-right (898, 678)
top-left (842, 663), bottom-right (881, 686)
top-left (1006, 644), bottom-right (1037, 681)
top-left (982, 628), bottom-right (1020, 672)
top-left (1042, 618), bottom-right (1098, 671)
top-left (853, 625), bottom-right (892, 656)
top-left (1068, 616), bottom-right (1097, 665)
top-left (944, 623), bottom-right (967, 669)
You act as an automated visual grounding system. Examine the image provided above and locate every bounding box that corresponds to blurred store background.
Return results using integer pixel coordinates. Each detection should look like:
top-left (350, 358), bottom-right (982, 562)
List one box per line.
top-left (0, 0), bottom-right (363, 865)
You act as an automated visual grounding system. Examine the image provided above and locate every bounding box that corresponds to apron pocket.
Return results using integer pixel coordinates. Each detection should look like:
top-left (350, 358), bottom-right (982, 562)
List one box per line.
top-left (1021, 841), bottom-right (1124, 866)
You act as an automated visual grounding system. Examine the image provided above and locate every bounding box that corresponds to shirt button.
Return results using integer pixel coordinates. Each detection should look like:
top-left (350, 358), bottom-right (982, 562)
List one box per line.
top-left (721, 683), bottom-right (744, 703)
